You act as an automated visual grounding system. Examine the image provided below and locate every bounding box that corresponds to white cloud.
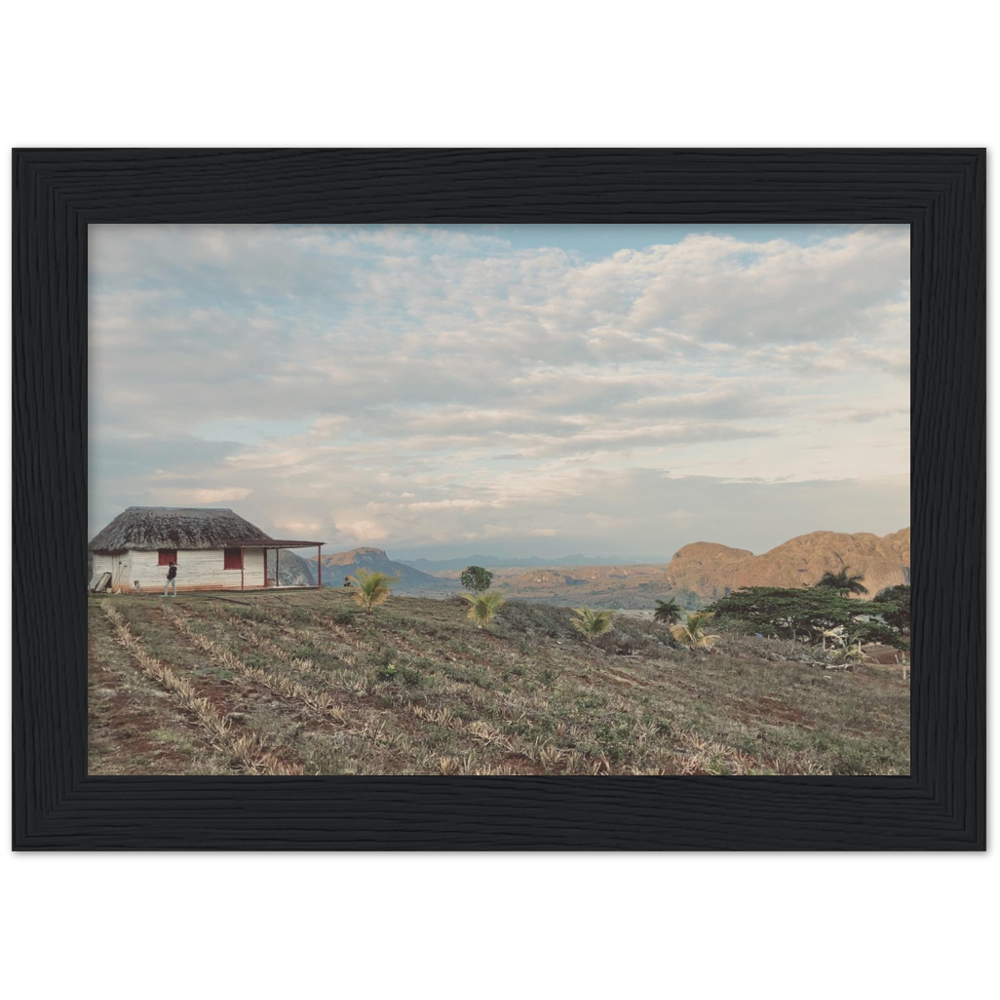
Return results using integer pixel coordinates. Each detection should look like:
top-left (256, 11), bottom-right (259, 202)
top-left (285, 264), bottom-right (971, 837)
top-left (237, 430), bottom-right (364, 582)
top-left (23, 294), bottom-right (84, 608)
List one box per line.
top-left (138, 487), bottom-right (253, 506)
top-left (89, 224), bottom-right (910, 557)
top-left (271, 518), bottom-right (323, 535)
top-left (334, 518), bottom-right (388, 542)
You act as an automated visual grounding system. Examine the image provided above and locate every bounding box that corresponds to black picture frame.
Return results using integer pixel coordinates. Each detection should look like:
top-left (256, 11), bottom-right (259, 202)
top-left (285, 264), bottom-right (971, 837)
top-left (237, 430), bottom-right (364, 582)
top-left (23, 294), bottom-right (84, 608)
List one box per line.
top-left (12, 149), bottom-right (985, 850)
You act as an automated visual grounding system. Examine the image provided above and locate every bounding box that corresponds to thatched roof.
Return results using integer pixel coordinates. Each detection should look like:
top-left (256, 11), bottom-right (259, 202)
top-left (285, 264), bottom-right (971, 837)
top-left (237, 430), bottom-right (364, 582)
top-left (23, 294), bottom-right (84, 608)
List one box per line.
top-left (89, 507), bottom-right (274, 552)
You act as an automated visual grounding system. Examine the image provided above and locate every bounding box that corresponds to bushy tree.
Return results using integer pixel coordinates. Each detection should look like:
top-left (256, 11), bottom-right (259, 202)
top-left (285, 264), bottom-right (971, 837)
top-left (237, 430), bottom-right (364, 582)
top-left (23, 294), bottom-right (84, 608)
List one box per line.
top-left (845, 614), bottom-right (901, 648)
top-left (460, 565), bottom-right (494, 594)
top-left (571, 607), bottom-right (615, 642)
top-left (460, 591), bottom-right (506, 630)
top-left (709, 587), bottom-right (850, 640)
top-left (707, 586), bottom-right (906, 648)
top-left (874, 584), bottom-right (911, 635)
top-left (348, 569), bottom-right (398, 613)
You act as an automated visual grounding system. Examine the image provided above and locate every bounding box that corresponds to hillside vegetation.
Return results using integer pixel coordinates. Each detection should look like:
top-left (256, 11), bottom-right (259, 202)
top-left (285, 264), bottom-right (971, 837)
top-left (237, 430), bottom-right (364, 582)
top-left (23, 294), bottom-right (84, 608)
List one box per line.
top-left (88, 589), bottom-right (910, 777)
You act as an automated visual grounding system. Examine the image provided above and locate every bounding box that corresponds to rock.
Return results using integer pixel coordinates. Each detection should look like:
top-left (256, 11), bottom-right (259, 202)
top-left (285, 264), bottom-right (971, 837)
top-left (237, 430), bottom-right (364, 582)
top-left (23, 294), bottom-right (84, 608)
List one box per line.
top-left (661, 528), bottom-right (909, 602)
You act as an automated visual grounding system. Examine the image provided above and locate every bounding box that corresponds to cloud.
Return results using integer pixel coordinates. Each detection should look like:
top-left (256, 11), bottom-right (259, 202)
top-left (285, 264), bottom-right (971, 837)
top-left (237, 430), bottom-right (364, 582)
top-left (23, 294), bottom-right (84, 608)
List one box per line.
top-left (89, 224), bottom-right (910, 556)
top-left (334, 518), bottom-right (388, 542)
top-left (154, 488), bottom-right (253, 504)
top-left (271, 518), bottom-right (323, 535)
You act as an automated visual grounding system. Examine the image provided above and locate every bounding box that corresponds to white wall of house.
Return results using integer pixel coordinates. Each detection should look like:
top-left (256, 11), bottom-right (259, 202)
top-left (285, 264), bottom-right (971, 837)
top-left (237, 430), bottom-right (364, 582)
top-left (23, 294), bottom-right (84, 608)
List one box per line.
top-left (91, 552), bottom-right (132, 589)
top-left (112, 548), bottom-right (268, 592)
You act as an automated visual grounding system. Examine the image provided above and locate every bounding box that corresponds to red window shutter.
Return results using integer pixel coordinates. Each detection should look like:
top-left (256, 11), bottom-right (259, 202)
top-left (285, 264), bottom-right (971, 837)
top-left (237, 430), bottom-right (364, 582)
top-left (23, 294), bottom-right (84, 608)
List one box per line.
top-left (158, 549), bottom-right (178, 566)
top-left (224, 548), bottom-right (243, 570)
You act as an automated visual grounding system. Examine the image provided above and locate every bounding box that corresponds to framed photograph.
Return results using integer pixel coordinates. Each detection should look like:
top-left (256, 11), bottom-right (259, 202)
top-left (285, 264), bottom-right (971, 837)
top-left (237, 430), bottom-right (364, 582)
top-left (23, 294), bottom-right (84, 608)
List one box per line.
top-left (12, 147), bottom-right (986, 852)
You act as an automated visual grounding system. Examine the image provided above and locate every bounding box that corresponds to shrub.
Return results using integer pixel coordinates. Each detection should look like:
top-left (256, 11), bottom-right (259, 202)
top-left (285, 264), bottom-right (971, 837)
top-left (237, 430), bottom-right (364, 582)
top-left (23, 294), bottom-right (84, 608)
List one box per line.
top-left (494, 601), bottom-right (577, 639)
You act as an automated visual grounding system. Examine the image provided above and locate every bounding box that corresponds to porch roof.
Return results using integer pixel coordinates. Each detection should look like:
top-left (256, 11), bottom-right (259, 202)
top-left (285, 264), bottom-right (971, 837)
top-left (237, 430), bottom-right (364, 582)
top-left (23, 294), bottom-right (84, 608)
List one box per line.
top-left (227, 538), bottom-right (325, 549)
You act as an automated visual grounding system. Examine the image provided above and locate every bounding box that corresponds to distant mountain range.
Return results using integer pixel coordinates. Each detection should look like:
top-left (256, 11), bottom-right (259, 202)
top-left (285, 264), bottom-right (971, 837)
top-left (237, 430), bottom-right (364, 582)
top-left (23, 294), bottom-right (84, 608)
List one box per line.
top-left (309, 529), bottom-right (910, 608)
top-left (88, 530), bottom-right (910, 606)
top-left (399, 553), bottom-right (645, 571)
top-left (313, 547), bottom-right (454, 592)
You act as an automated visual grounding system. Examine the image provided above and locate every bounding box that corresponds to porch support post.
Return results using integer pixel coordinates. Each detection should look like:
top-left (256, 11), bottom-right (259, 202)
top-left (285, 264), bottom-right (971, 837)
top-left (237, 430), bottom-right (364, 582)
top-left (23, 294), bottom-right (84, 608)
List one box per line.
top-left (317, 546), bottom-right (322, 589)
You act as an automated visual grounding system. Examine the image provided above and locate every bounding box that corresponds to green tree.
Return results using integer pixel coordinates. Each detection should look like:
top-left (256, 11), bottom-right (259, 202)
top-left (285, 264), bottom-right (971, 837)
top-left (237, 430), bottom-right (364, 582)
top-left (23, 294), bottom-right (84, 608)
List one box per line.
top-left (571, 607), bottom-right (615, 642)
top-left (844, 611), bottom-right (902, 648)
top-left (653, 597), bottom-right (683, 625)
top-left (348, 569), bottom-right (398, 613)
top-left (459, 591), bottom-right (506, 629)
top-left (706, 586), bottom-right (907, 648)
top-left (814, 566), bottom-right (869, 597)
top-left (874, 584), bottom-right (911, 635)
top-left (460, 565), bottom-right (494, 594)
top-left (708, 587), bottom-right (853, 641)
top-left (669, 611), bottom-right (721, 652)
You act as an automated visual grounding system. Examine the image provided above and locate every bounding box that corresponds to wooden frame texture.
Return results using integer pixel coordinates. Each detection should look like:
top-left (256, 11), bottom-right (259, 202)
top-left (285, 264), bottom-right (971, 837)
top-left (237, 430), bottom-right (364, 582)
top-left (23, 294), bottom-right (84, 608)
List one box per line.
top-left (12, 149), bottom-right (985, 850)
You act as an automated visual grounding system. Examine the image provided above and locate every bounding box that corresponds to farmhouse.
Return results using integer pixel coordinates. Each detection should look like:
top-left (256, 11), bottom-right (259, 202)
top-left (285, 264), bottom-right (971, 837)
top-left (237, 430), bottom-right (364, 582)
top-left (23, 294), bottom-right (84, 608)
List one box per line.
top-left (88, 507), bottom-right (325, 593)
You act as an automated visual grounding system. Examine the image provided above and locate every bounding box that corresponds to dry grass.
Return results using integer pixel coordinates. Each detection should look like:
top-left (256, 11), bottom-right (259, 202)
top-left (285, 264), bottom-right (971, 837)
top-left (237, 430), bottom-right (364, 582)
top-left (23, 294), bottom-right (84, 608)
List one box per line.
top-left (88, 588), bottom-right (910, 776)
top-left (102, 606), bottom-right (302, 774)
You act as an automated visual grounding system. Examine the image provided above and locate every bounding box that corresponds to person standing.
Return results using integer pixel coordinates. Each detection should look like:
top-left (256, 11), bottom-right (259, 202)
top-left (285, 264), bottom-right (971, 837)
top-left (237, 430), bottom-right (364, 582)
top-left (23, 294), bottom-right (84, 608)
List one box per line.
top-left (164, 560), bottom-right (178, 597)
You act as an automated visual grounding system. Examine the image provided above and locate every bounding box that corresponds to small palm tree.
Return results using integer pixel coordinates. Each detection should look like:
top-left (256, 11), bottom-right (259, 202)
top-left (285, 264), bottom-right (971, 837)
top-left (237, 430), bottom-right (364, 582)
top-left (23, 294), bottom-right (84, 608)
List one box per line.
top-left (653, 598), bottom-right (683, 625)
top-left (571, 607), bottom-right (615, 642)
top-left (815, 567), bottom-right (869, 597)
top-left (348, 569), bottom-right (398, 613)
top-left (460, 591), bottom-right (506, 630)
top-left (669, 611), bottom-right (721, 652)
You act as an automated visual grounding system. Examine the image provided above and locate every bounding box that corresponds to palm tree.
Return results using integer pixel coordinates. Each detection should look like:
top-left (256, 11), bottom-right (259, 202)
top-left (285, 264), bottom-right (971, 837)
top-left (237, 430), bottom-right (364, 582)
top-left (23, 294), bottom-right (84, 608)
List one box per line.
top-left (571, 607), bottom-right (615, 642)
top-left (348, 569), bottom-right (399, 613)
top-left (653, 598), bottom-right (683, 625)
top-left (815, 567), bottom-right (869, 597)
top-left (669, 611), bottom-right (721, 652)
top-left (460, 591), bottom-right (506, 630)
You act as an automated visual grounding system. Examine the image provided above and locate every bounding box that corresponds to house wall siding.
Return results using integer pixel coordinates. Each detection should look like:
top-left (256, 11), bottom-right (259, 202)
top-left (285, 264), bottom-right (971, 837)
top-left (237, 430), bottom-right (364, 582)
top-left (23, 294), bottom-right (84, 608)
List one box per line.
top-left (92, 552), bottom-right (132, 589)
top-left (128, 548), bottom-right (267, 592)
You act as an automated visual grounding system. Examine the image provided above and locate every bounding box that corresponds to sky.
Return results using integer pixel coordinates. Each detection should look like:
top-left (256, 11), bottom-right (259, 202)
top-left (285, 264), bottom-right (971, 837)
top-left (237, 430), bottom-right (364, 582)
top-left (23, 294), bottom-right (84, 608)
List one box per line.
top-left (88, 223), bottom-right (910, 562)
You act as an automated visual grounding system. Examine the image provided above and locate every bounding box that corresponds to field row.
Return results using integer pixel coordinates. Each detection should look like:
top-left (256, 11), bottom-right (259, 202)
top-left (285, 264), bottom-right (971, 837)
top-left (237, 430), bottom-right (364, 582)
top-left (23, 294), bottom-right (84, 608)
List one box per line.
top-left (88, 592), bottom-right (910, 775)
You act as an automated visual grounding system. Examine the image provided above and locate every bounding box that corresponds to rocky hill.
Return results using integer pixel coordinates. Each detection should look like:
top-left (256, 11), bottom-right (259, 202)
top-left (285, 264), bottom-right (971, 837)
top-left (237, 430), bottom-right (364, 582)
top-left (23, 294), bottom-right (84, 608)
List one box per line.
top-left (267, 549), bottom-right (316, 587)
top-left (662, 528), bottom-right (910, 602)
top-left (428, 528), bottom-right (910, 608)
top-left (315, 547), bottom-right (454, 593)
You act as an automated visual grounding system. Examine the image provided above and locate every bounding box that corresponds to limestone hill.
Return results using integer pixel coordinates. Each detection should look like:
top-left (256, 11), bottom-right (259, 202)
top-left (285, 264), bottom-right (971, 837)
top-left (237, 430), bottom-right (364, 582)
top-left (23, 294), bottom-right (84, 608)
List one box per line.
top-left (663, 528), bottom-right (910, 602)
